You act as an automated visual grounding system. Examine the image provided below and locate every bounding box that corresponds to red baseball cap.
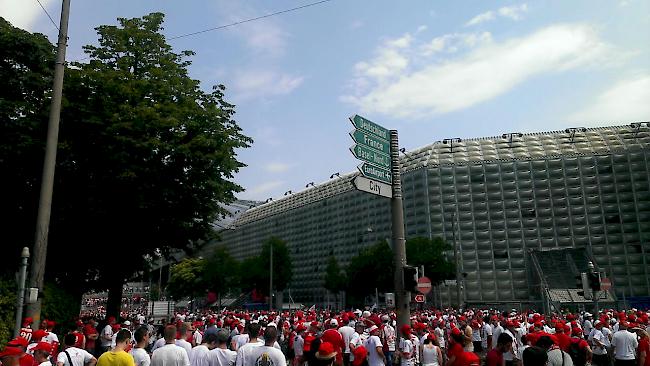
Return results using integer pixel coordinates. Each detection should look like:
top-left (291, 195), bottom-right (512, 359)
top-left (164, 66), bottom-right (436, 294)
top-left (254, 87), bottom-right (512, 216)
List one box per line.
top-left (7, 338), bottom-right (28, 348)
top-left (32, 342), bottom-right (52, 354)
top-left (0, 347), bottom-right (23, 358)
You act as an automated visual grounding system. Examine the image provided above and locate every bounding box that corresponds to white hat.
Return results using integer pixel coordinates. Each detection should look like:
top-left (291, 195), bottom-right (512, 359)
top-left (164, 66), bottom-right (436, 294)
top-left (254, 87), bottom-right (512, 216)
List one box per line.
top-left (584, 312), bottom-right (592, 317)
top-left (362, 311), bottom-right (371, 318)
top-left (123, 320), bottom-right (131, 326)
top-left (594, 320), bottom-right (601, 326)
top-left (267, 322), bottom-right (277, 327)
top-left (367, 325), bottom-right (379, 333)
top-left (329, 319), bottom-right (338, 327)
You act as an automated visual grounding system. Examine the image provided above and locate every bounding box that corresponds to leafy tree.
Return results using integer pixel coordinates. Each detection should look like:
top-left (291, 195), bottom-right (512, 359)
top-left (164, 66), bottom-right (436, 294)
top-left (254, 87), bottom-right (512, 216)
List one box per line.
top-left (345, 240), bottom-right (394, 306)
top-left (167, 258), bottom-right (205, 300)
top-left (324, 255), bottom-right (346, 307)
top-left (238, 256), bottom-right (266, 293)
top-left (324, 256), bottom-right (346, 293)
top-left (0, 17), bottom-right (55, 275)
top-left (0, 14), bottom-right (252, 317)
top-left (203, 246), bottom-right (239, 297)
top-left (405, 237), bottom-right (455, 284)
top-left (259, 237), bottom-right (293, 293)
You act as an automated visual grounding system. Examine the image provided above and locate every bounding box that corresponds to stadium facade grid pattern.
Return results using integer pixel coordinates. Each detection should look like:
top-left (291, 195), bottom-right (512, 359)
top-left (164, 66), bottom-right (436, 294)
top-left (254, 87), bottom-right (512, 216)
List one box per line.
top-left (216, 124), bottom-right (650, 307)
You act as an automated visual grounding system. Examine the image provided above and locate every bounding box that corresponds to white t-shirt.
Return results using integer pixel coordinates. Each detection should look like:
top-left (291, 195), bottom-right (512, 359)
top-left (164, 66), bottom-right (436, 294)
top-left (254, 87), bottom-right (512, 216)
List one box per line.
top-left (45, 332), bottom-right (60, 345)
top-left (349, 333), bottom-right (362, 362)
top-left (40, 361), bottom-right (53, 366)
top-left (130, 347), bottom-right (151, 366)
top-left (189, 345), bottom-right (211, 366)
top-left (589, 329), bottom-right (607, 355)
top-left (245, 346), bottom-right (286, 366)
top-left (420, 344), bottom-right (439, 366)
top-left (193, 331), bottom-right (203, 347)
top-left (175, 340), bottom-right (192, 356)
top-left (433, 328), bottom-right (445, 349)
top-left (612, 330), bottom-right (638, 360)
top-left (481, 323), bottom-right (493, 349)
top-left (210, 348), bottom-right (237, 366)
top-left (338, 326), bottom-right (355, 353)
top-left (151, 344), bottom-right (190, 366)
top-left (57, 347), bottom-right (94, 366)
top-left (152, 338), bottom-right (167, 352)
top-left (364, 335), bottom-right (384, 366)
top-left (235, 341), bottom-right (263, 366)
top-left (292, 335), bottom-right (304, 357)
top-left (232, 335), bottom-right (249, 351)
top-left (101, 325), bottom-right (114, 347)
top-left (601, 327), bottom-right (612, 347)
top-left (383, 325), bottom-right (396, 352)
top-left (491, 325), bottom-right (503, 350)
top-left (398, 338), bottom-right (414, 366)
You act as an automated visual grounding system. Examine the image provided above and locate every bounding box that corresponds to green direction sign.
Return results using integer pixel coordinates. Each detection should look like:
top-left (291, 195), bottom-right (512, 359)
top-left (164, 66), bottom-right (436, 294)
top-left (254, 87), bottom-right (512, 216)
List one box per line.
top-left (349, 114), bottom-right (390, 141)
top-left (358, 163), bottom-right (392, 184)
top-left (350, 144), bottom-right (391, 168)
top-left (349, 129), bottom-right (390, 154)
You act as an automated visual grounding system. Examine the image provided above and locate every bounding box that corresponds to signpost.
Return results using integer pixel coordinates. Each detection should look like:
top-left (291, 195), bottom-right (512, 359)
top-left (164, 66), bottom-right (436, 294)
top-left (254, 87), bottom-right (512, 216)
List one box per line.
top-left (349, 114), bottom-right (390, 141)
top-left (349, 144), bottom-right (391, 168)
top-left (414, 294), bottom-right (425, 303)
top-left (349, 130), bottom-right (390, 154)
top-left (353, 176), bottom-right (392, 198)
top-left (417, 276), bottom-right (432, 294)
top-left (357, 163), bottom-right (392, 184)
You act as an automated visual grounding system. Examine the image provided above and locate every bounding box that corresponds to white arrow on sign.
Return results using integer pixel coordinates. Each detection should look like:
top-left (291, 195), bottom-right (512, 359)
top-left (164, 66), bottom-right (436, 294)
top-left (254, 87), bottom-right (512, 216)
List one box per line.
top-left (353, 176), bottom-right (392, 198)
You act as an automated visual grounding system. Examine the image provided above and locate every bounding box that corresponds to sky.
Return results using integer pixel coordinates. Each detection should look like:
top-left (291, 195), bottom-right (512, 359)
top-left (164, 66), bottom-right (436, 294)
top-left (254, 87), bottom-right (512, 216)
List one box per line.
top-left (2, 0), bottom-right (650, 201)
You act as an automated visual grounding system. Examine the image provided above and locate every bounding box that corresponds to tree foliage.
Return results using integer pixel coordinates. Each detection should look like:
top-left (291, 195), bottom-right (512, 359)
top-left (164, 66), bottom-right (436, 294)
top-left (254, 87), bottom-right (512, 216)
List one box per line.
top-left (203, 246), bottom-right (239, 295)
top-left (167, 258), bottom-right (205, 300)
top-left (260, 237), bottom-right (293, 292)
top-left (0, 14), bottom-right (252, 315)
top-left (345, 240), bottom-right (394, 305)
top-left (323, 256), bottom-right (346, 293)
top-left (405, 237), bottom-right (455, 284)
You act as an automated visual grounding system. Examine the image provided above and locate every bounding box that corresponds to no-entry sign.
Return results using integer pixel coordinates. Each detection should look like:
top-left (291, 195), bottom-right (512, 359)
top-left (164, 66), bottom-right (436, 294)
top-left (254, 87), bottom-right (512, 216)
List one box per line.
top-left (417, 276), bottom-right (432, 294)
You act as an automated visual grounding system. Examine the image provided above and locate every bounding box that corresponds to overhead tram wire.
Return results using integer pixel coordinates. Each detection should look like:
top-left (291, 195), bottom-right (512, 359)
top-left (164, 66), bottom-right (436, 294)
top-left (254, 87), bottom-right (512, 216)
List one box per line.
top-left (35, 0), bottom-right (59, 31)
top-left (168, 0), bottom-right (334, 40)
top-left (71, 0), bottom-right (334, 63)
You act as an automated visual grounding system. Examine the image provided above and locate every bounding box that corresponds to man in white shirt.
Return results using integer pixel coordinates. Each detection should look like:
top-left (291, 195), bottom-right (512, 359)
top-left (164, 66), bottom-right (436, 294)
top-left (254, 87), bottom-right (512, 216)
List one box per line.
top-left (235, 323), bottom-right (263, 366)
top-left (176, 323), bottom-right (193, 356)
top-left (130, 327), bottom-right (151, 366)
top-left (190, 333), bottom-right (217, 366)
top-left (481, 317), bottom-right (493, 351)
top-left (152, 326), bottom-right (190, 366)
top-left (57, 334), bottom-right (97, 366)
top-left (583, 313), bottom-right (594, 338)
top-left (611, 322), bottom-right (638, 365)
top-left (243, 327), bottom-right (286, 366)
top-left (433, 322), bottom-right (446, 352)
top-left (100, 318), bottom-right (116, 353)
top-left (364, 326), bottom-right (385, 366)
top-left (349, 323), bottom-right (364, 366)
top-left (292, 326), bottom-right (305, 366)
top-left (491, 318), bottom-right (504, 350)
top-left (588, 321), bottom-right (608, 366)
top-left (210, 329), bottom-right (237, 366)
top-left (381, 315), bottom-right (396, 366)
top-left (397, 325), bottom-right (414, 366)
top-left (338, 319), bottom-right (355, 366)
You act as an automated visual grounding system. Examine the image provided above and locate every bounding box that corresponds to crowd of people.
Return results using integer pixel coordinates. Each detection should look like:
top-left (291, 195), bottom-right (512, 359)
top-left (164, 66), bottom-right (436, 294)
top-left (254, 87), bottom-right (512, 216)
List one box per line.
top-left (1, 307), bottom-right (649, 366)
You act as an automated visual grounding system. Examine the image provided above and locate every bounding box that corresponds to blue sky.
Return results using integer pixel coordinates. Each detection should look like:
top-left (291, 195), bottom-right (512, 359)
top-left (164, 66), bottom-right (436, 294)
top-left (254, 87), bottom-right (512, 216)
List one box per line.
top-left (3, 0), bottom-right (649, 201)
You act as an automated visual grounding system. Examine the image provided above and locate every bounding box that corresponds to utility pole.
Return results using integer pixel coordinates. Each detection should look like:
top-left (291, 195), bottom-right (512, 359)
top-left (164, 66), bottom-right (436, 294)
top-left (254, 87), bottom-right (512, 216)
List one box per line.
top-left (269, 242), bottom-right (273, 311)
top-left (26, 0), bottom-right (71, 325)
top-left (14, 247), bottom-right (30, 337)
top-left (452, 212), bottom-right (461, 307)
top-left (390, 130), bottom-right (410, 332)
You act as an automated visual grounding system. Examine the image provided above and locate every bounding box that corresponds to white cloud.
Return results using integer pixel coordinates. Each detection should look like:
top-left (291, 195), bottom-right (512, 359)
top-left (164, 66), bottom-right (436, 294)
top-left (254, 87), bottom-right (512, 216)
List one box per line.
top-left (465, 11), bottom-right (496, 27)
top-left (0, 0), bottom-right (56, 31)
top-left (465, 3), bottom-right (528, 26)
top-left (265, 162), bottom-right (293, 173)
top-left (343, 24), bottom-right (613, 119)
top-left (498, 4), bottom-right (529, 20)
top-left (569, 74), bottom-right (650, 125)
top-left (246, 181), bottom-right (285, 197)
top-left (232, 70), bottom-right (304, 100)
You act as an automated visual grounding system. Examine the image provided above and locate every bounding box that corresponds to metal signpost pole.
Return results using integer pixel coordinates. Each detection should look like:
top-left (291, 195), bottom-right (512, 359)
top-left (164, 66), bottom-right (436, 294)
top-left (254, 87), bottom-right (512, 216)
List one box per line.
top-left (14, 247), bottom-right (30, 337)
top-left (390, 130), bottom-right (410, 332)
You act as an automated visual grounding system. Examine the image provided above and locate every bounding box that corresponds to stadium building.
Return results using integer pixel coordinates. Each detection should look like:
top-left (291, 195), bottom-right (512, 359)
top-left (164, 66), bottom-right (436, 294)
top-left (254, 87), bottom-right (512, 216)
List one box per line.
top-left (216, 124), bottom-right (650, 310)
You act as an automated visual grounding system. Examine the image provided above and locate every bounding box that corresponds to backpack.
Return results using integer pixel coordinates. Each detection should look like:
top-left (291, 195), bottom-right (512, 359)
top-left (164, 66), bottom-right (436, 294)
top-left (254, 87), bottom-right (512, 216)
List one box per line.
top-left (568, 339), bottom-right (587, 366)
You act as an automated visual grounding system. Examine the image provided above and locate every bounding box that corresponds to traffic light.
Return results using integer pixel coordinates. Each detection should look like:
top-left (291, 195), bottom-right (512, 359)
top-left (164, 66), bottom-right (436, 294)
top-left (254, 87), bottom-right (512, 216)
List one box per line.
top-left (588, 272), bottom-right (601, 291)
top-left (403, 266), bottom-right (418, 292)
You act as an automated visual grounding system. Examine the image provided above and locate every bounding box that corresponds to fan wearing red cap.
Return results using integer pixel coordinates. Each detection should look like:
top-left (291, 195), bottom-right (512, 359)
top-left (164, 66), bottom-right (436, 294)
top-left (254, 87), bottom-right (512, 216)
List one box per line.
top-left (421, 333), bottom-right (443, 366)
top-left (243, 326), bottom-right (286, 366)
top-left (0, 346), bottom-right (25, 366)
top-left (32, 342), bottom-right (53, 366)
top-left (397, 325), bottom-right (414, 366)
top-left (568, 328), bottom-right (591, 365)
top-left (19, 318), bottom-right (33, 343)
top-left (363, 325), bottom-right (386, 366)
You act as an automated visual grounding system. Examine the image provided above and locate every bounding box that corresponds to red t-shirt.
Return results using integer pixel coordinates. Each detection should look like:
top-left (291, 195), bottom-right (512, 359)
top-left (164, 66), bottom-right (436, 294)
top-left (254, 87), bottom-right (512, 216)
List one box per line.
top-left (83, 324), bottom-right (97, 351)
top-left (485, 349), bottom-right (504, 366)
top-left (456, 351), bottom-right (480, 366)
top-left (447, 343), bottom-right (464, 365)
top-left (555, 333), bottom-right (572, 352)
top-left (639, 337), bottom-right (650, 366)
top-left (19, 353), bottom-right (34, 366)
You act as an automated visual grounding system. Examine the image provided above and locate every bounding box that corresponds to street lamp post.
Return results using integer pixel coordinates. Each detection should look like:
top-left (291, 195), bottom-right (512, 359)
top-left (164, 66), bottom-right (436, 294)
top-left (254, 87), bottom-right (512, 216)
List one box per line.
top-left (451, 212), bottom-right (462, 308)
top-left (14, 247), bottom-right (30, 337)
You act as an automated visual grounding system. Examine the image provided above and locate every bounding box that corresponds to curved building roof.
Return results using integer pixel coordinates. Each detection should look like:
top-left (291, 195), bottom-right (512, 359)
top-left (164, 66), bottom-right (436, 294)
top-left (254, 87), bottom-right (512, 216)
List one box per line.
top-left (233, 124), bottom-right (650, 227)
